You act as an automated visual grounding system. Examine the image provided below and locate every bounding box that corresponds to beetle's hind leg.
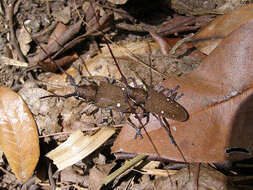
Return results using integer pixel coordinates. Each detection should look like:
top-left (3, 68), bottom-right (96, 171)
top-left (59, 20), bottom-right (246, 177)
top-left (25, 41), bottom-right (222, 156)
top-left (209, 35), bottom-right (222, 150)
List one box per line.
top-left (127, 117), bottom-right (143, 139)
top-left (126, 109), bottom-right (150, 139)
top-left (153, 114), bottom-right (177, 146)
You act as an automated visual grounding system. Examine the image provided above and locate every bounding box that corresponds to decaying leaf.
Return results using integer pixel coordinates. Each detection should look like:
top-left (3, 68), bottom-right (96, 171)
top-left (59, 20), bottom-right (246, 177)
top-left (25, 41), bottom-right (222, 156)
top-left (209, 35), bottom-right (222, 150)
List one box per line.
top-left (52, 6), bottom-right (71, 24)
top-left (46, 127), bottom-right (115, 171)
top-left (194, 4), bottom-right (253, 55)
top-left (153, 164), bottom-right (237, 190)
top-left (0, 86), bottom-right (40, 182)
top-left (112, 19), bottom-right (253, 162)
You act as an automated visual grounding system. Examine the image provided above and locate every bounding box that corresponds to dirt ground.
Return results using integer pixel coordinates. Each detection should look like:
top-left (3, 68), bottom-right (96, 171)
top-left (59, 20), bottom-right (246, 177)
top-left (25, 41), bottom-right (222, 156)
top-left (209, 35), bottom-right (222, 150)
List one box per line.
top-left (0, 0), bottom-right (253, 189)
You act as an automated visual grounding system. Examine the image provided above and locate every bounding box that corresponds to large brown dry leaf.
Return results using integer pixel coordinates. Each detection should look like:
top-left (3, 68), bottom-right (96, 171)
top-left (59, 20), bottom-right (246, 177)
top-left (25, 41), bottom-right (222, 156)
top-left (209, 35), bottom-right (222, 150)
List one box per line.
top-left (112, 19), bottom-right (253, 163)
top-left (0, 86), bottom-right (40, 182)
top-left (194, 4), bottom-right (253, 55)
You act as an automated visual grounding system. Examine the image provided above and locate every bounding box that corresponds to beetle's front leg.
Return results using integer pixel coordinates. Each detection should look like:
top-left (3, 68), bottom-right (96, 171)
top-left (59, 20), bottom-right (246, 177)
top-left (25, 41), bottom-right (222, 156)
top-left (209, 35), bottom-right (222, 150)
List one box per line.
top-left (155, 85), bottom-right (184, 101)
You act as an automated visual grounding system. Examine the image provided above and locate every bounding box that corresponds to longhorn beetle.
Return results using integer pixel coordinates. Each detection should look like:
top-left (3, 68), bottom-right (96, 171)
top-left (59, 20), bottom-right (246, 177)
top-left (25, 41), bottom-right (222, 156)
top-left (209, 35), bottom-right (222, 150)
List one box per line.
top-left (27, 0), bottom-right (190, 174)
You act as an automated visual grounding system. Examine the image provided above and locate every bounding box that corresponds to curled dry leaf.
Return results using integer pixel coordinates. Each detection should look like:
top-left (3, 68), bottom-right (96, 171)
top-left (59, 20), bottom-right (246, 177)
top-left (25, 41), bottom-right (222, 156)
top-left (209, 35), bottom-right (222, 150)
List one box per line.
top-left (38, 23), bottom-right (79, 72)
top-left (28, 20), bottom-right (82, 64)
top-left (46, 127), bottom-right (115, 171)
top-left (39, 52), bottom-right (79, 72)
top-left (0, 86), bottom-right (40, 182)
top-left (194, 4), bottom-right (253, 55)
top-left (112, 19), bottom-right (253, 163)
top-left (47, 22), bottom-right (68, 46)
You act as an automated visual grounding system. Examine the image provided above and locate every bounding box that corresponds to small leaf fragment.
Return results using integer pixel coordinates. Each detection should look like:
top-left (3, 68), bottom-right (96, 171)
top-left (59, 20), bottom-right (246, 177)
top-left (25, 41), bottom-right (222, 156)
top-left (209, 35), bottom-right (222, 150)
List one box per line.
top-left (0, 86), bottom-right (40, 182)
top-left (46, 127), bottom-right (115, 171)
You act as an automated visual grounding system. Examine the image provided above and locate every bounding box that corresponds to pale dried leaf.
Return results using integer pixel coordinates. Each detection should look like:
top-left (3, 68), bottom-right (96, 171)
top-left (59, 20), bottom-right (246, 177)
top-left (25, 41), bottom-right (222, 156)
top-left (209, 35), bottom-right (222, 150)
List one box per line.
top-left (142, 169), bottom-right (177, 177)
top-left (137, 161), bottom-right (177, 177)
top-left (141, 161), bottom-right (160, 170)
top-left (46, 127), bottom-right (115, 171)
top-left (0, 86), bottom-right (40, 182)
top-left (0, 56), bottom-right (28, 67)
top-left (17, 26), bottom-right (32, 56)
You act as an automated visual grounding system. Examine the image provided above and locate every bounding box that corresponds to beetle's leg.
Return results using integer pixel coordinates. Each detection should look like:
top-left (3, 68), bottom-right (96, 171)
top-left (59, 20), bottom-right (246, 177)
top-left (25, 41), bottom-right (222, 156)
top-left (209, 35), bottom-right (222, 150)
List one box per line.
top-left (154, 114), bottom-right (177, 146)
top-left (174, 93), bottom-right (184, 101)
top-left (127, 117), bottom-right (143, 139)
top-left (162, 85), bottom-right (179, 96)
top-left (142, 112), bottom-right (150, 127)
top-left (103, 76), bottom-right (116, 84)
top-left (137, 106), bottom-right (150, 127)
top-left (154, 85), bottom-right (165, 92)
top-left (40, 92), bottom-right (78, 100)
top-left (156, 85), bottom-right (184, 101)
top-left (119, 112), bottom-right (125, 122)
top-left (162, 116), bottom-right (188, 164)
top-left (65, 71), bottom-right (79, 89)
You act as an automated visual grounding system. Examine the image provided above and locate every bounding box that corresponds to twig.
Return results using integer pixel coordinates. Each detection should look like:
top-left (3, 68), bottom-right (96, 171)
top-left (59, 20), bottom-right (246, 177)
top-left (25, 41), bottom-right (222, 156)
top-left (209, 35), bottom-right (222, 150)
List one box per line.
top-left (102, 155), bottom-right (147, 185)
top-left (48, 163), bottom-right (56, 190)
top-left (39, 127), bottom-right (100, 138)
top-left (46, 0), bottom-right (51, 16)
top-left (0, 166), bottom-right (16, 178)
top-left (5, 0), bottom-right (26, 62)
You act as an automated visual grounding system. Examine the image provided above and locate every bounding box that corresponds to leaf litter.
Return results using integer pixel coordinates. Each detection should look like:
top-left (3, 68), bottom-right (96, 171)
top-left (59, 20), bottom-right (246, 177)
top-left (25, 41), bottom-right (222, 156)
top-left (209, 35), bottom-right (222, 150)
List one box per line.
top-left (0, 0), bottom-right (253, 189)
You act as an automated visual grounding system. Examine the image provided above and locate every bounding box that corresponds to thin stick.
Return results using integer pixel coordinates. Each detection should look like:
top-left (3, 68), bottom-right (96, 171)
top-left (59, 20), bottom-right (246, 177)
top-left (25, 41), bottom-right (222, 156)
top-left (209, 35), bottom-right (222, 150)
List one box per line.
top-left (102, 154), bottom-right (147, 185)
top-left (0, 166), bottom-right (16, 178)
top-left (5, 0), bottom-right (26, 62)
top-left (39, 127), bottom-right (100, 138)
